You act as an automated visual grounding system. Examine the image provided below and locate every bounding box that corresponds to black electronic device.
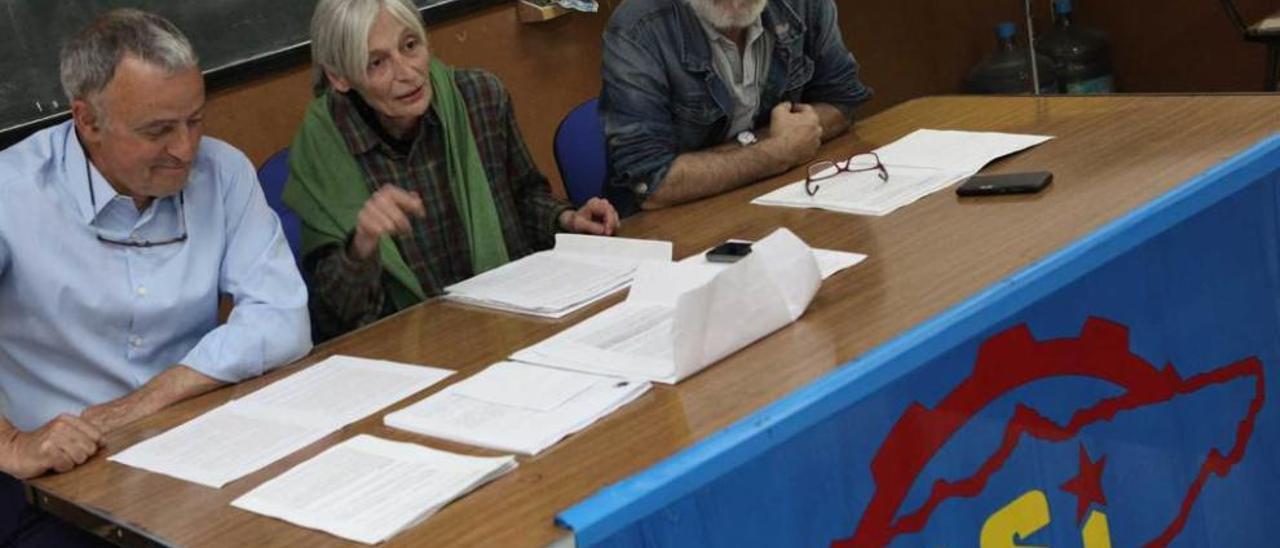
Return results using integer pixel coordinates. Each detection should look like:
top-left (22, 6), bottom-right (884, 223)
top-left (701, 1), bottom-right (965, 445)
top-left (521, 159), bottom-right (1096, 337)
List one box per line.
top-left (955, 171), bottom-right (1053, 196)
top-left (706, 241), bottom-right (753, 263)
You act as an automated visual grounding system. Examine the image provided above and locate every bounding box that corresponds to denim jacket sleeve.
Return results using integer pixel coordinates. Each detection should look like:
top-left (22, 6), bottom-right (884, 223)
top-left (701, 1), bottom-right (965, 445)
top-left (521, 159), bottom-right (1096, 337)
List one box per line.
top-left (600, 25), bottom-right (678, 216)
top-left (800, 0), bottom-right (872, 119)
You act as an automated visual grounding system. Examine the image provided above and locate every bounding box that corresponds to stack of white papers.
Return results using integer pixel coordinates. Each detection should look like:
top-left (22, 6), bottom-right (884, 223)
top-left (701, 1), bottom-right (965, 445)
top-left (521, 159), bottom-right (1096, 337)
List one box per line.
top-left (753, 129), bottom-right (1053, 215)
top-left (110, 356), bottom-right (454, 488)
top-left (231, 435), bottom-right (516, 545)
top-left (444, 234), bottom-right (672, 318)
top-left (385, 362), bottom-right (650, 455)
top-left (510, 228), bottom-right (821, 384)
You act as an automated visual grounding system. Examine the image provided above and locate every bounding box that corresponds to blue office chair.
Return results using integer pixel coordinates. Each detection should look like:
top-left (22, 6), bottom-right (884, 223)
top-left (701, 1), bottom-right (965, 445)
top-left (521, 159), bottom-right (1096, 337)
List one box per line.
top-left (257, 148), bottom-right (303, 263)
top-left (553, 97), bottom-right (608, 208)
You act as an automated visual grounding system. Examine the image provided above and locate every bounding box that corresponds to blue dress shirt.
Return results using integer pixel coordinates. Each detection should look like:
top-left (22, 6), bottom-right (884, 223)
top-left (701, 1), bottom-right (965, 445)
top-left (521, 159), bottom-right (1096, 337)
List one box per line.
top-left (0, 122), bottom-right (312, 432)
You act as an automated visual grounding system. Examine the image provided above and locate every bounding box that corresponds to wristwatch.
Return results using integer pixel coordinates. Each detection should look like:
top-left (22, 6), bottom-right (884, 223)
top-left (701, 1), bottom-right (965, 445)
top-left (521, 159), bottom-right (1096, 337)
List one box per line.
top-left (736, 130), bottom-right (758, 147)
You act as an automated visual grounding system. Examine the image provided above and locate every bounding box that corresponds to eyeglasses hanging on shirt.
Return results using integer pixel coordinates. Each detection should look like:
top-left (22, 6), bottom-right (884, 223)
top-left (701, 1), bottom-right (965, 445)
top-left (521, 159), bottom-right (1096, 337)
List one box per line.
top-left (85, 156), bottom-right (188, 248)
top-left (804, 152), bottom-right (890, 197)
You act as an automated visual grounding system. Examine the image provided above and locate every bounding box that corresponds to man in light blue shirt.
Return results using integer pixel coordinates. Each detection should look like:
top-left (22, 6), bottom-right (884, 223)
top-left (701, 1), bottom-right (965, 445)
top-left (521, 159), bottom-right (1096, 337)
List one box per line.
top-left (0, 9), bottom-right (310, 545)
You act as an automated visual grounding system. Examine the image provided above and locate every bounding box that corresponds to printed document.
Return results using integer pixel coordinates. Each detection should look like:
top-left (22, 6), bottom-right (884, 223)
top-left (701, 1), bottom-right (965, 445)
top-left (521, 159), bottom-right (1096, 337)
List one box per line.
top-left (385, 362), bottom-right (650, 455)
top-left (110, 356), bottom-right (454, 488)
top-left (231, 435), bottom-right (516, 545)
top-left (753, 129), bottom-right (1053, 215)
top-left (107, 402), bottom-right (334, 489)
top-left (444, 234), bottom-right (672, 318)
top-left (235, 355), bottom-right (453, 425)
top-left (511, 228), bottom-right (821, 384)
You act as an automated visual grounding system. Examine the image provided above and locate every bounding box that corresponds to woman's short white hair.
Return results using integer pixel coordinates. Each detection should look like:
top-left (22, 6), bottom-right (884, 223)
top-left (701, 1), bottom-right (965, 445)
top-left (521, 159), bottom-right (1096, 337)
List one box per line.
top-left (310, 0), bottom-right (427, 91)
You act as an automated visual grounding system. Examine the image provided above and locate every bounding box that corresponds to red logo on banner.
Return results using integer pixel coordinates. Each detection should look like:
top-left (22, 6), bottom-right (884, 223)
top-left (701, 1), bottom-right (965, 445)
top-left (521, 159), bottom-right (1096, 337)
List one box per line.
top-left (834, 317), bottom-right (1265, 547)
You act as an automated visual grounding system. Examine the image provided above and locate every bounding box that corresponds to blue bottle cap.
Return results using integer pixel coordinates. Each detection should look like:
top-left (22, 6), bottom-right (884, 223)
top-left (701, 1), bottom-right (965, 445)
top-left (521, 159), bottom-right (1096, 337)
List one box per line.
top-left (1054, 0), bottom-right (1073, 14)
top-left (996, 22), bottom-right (1017, 39)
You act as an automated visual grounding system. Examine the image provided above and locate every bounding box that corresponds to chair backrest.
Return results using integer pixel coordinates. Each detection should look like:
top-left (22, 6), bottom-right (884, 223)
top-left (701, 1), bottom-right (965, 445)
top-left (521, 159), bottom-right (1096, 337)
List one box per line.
top-left (256, 148), bottom-right (303, 263)
top-left (1218, 0), bottom-right (1249, 35)
top-left (553, 97), bottom-right (607, 208)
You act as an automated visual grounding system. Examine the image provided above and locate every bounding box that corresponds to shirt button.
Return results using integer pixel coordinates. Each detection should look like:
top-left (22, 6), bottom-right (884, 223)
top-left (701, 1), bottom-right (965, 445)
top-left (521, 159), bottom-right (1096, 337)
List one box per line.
top-left (136, 286), bottom-right (148, 297)
top-left (130, 336), bottom-right (143, 348)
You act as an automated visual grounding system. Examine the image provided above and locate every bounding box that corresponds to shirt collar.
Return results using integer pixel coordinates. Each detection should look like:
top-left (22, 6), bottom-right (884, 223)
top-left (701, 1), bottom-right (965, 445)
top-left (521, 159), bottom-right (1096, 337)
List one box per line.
top-left (65, 125), bottom-right (126, 222)
top-left (680, 0), bottom-right (799, 71)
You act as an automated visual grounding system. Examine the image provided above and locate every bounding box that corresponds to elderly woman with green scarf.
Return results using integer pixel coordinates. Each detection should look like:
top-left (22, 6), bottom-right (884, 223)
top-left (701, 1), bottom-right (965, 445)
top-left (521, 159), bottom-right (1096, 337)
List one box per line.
top-left (285, 0), bottom-right (620, 341)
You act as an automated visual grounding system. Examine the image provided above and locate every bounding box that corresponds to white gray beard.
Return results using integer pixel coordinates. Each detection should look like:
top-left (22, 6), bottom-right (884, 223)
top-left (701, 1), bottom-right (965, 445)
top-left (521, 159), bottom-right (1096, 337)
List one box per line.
top-left (686, 0), bottom-right (767, 32)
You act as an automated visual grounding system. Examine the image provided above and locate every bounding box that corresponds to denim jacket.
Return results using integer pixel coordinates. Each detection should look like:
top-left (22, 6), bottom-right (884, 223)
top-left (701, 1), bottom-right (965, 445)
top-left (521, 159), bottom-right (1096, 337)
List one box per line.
top-left (600, 0), bottom-right (872, 215)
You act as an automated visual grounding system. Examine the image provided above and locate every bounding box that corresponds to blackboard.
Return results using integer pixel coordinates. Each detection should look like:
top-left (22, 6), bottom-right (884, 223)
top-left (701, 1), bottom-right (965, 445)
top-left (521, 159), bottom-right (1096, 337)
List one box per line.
top-left (0, 0), bottom-right (503, 143)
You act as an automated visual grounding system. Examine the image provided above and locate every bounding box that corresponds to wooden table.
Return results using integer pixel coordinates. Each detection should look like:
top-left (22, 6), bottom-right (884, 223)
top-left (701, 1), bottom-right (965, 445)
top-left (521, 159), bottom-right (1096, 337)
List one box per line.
top-left (28, 95), bottom-right (1280, 547)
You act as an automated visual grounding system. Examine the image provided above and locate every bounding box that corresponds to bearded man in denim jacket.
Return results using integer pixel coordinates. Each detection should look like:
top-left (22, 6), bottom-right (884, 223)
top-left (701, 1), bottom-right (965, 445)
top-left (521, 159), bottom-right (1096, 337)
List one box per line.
top-left (600, 0), bottom-right (871, 215)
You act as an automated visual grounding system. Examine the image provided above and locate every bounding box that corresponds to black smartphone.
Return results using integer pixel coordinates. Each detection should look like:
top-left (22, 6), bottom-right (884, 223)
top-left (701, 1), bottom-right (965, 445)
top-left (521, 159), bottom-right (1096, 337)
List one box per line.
top-left (706, 241), bottom-right (753, 263)
top-left (955, 171), bottom-right (1053, 197)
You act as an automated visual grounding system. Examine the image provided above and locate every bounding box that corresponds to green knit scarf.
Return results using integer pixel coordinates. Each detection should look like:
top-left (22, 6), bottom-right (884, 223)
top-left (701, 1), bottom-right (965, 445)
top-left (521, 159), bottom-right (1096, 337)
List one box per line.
top-left (283, 60), bottom-right (508, 311)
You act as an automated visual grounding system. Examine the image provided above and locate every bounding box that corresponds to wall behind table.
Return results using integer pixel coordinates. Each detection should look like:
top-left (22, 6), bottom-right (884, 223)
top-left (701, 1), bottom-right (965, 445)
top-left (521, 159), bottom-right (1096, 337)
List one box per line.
top-left (836, 1), bottom-right (1022, 113)
top-left (838, 0), bottom-right (1277, 98)
top-left (1079, 0), bottom-right (1275, 92)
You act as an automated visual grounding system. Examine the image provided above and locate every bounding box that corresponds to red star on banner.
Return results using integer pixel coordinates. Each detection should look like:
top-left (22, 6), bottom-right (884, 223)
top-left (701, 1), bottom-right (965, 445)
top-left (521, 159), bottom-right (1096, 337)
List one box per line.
top-left (1060, 443), bottom-right (1108, 524)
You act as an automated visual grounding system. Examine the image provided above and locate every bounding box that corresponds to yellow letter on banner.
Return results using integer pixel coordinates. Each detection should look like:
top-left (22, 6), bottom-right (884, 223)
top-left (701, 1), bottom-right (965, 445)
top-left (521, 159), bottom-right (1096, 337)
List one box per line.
top-left (980, 490), bottom-right (1050, 548)
top-left (1081, 510), bottom-right (1112, 548)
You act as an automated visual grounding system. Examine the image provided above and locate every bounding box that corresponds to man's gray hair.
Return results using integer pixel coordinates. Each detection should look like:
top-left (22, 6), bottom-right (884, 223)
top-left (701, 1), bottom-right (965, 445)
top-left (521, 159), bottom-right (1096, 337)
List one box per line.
top-left (59, 9), bottom-right (198, 104)
top-left (310, 0), bottom-right (427, 92)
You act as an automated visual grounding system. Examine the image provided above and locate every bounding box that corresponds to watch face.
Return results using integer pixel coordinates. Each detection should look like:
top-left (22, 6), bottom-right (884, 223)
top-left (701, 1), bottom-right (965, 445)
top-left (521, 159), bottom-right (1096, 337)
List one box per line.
top-left (737, 131), bottom-right (757, 146)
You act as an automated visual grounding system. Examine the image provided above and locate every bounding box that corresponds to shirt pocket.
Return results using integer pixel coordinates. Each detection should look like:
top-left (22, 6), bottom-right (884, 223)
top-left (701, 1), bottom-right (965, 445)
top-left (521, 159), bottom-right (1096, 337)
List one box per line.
top-left (782, 56), bottom-right (816, 102)
top-left (670, 94), bottom-right (724, 150)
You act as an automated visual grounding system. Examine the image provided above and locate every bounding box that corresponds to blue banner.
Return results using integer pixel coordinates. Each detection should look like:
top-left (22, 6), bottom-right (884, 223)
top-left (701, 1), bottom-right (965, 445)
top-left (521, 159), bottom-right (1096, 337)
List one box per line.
top-left (559, 135), bottom-right (1280, 547)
